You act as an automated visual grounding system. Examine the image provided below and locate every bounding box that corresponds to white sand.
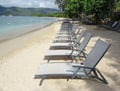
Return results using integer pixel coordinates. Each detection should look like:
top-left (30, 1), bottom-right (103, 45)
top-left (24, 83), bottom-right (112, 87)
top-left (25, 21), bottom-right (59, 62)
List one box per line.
top-left (0, 21), bottom-right (120, 91)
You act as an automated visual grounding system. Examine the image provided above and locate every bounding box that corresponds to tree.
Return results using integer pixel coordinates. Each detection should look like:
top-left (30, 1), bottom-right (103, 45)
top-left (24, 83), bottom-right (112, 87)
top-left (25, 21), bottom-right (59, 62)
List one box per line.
top-left (112, 0), bottom-right (120, 20)
top-left (55, 0), bottom-right (65, 11)
top-left (115, 0), bottom-right (120, 12)
top-left (55, 0), bottom-right (116, 24)
top-left (83, 0), bottom-right (115, 24)
top-left (64, 0), bottom-right (83, 18)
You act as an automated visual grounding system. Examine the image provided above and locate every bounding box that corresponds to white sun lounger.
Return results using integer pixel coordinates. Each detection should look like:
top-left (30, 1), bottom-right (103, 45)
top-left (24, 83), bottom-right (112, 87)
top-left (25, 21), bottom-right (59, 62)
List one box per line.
top-left (60, 21), bottom-right (73, 31)
top-left (53, 28), bottom-right (85, 43)
top-left (50, 30), bottom-right (86, 49)
top-left (58, 24), bottom-right (78, 35)
top-left (56, 25), bottom-right (80, 38)
top-left (44, 32), bottom-right (92, 62)
top-left (34, 39), bottom-right (110, 86)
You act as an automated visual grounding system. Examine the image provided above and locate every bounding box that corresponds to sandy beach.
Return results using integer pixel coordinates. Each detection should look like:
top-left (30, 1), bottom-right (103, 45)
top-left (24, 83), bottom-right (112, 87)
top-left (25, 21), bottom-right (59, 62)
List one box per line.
top-left (0, 21), bottom-right (120, 91)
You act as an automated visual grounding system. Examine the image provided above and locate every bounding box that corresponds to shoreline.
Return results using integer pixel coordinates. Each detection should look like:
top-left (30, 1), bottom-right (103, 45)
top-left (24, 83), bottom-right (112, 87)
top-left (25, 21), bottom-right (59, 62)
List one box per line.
top-left (0, 21), bottom-right (61, 61)
top-left (0, 20), bottom-right (58, 43)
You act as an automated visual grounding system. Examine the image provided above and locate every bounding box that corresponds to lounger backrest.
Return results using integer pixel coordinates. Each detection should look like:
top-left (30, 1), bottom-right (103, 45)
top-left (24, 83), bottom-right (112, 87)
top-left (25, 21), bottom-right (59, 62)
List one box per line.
top-left (83, 39), bottom-right (110, 74)
top-left (71, 30), bottom-right (85, 48)
top-left (64, 24), bottom-right (76, 34)
top-left (74, 30), bottom-right (86, 43)
top-left (63, 19), bottom-right (69, 23)
top-left (78, 32), bottom-right (92, 54)
top-left (61, 22), bottom-right (72, 30)
top-left (70, 25), bottom-right (78, 33)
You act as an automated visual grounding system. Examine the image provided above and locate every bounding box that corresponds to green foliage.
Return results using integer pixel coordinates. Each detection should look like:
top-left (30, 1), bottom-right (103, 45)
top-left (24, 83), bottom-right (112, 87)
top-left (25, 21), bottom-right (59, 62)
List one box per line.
top-left (64, 0), bottom-right (83, 18)
top-left (115, 1), bottom-right (120, 12)
top-left (55, 0), bottom-right (117, 24)
top-left (55, 0), bottom-right (65, 11)
top-left (111, 1), bottom-right (120, 21)
top-left (32, 12), bottom-right (66, 18)
top-left (83, 0), bottom-right (115, 24)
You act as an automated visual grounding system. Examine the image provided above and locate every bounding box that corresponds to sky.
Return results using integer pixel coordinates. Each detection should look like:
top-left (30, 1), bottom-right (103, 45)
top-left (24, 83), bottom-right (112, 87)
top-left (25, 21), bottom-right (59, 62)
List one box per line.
top-left (0, 0), bottom-right (58, 9)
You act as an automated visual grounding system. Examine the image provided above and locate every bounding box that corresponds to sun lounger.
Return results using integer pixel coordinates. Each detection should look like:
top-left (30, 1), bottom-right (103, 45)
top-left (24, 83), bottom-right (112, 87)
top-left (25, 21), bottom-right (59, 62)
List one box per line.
top-left (60, 20), bottom-right (72, 31)
top-left (101, 21), bottom-right (120, 32)
top-left (50, 30), bottom-right (86, 50)
top-left (56, 25), bottom-right (81, 38)
top-left (44, 32), bottom-right (92, 62)
top-left (34, 39), bottom-right (110, 86)
top-left (113, 22), bottom-right (120, 32)
top-left (58, 23), bottom-right (77, 35)
top-left (53, 28), bottom-right (84, 43)
top-left (55, 25), bottom-right (79, 40)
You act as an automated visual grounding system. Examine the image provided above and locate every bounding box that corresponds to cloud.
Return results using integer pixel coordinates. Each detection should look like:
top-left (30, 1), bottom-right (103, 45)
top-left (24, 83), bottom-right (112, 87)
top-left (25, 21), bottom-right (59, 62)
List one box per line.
top-left (0, 0), bottom-right (58, 9)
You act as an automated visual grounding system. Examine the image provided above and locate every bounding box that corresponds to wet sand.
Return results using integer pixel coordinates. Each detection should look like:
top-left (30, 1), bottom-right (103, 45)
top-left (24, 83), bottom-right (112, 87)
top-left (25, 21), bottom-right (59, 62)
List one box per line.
top-left (0, 21), bottom-right (120, 91)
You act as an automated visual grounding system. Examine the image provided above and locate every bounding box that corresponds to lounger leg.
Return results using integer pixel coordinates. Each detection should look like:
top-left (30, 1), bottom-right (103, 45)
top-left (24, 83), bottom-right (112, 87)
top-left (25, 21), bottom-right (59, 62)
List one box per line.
top-left (47, 60), bottom-right (50, 63)
top-left (71, 56), bottom-right (74, 63)
top-left (39, 76), bottom-right (47, 86)
top-left (67, 78), bottom-right (69, 81)
top-left (96, 69), bottom-right (108, 84)
top-left (92, 69), bottom-right (108, 84)
top-left (71, 68), bottom-right (80, 79)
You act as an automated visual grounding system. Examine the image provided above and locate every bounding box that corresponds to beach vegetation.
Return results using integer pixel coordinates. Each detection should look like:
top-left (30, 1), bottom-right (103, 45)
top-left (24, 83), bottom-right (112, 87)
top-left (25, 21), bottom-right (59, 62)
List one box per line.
top-left (55, 0), bottom-right (120, 24)
top-left (112, 0), bottom-right (120, 20)
top-left (32, 12), bottom-right (67, 18)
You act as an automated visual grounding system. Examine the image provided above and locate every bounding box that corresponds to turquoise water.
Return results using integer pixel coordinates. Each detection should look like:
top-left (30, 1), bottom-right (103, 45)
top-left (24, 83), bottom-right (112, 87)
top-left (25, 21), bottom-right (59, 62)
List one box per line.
top-left (0, 16), bottom-right (57, 41)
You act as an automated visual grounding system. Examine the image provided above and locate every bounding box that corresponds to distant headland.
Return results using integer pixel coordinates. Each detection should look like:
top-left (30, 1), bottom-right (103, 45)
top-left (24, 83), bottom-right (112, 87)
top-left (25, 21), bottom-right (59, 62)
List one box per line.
top-left (0, 5), bottom-right (60, 16)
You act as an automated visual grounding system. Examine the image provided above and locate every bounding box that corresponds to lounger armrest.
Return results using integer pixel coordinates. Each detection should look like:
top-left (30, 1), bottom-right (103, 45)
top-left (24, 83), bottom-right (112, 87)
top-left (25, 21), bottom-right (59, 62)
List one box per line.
top-left (69, 43), bottom-right (74, 46)
top-left (67, 65), bottom-right (93, 79)
top-left (71, 48), bottom-right (78, 51)
top-left (72, 65), bottom-right (93, 70)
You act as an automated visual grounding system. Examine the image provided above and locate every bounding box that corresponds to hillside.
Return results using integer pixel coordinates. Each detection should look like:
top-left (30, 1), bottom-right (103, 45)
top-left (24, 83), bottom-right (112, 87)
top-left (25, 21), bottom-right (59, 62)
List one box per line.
top-left (0, 6), bottom-right (59, 16)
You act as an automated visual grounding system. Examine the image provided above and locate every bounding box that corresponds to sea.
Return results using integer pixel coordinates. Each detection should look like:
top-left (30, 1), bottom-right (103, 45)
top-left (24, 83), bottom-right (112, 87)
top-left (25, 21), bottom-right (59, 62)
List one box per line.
top-left (0, 16), bottom-right (58, 42)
